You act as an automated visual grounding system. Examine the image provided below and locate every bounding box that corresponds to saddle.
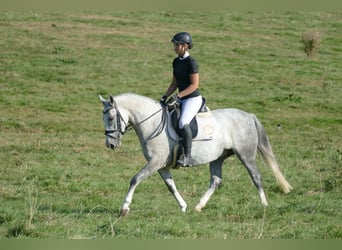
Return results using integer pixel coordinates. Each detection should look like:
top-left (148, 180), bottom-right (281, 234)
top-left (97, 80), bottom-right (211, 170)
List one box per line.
top-left (165, 96), bottom-right (216, 169)
top-left (166, 96), bottom-right (215, 141)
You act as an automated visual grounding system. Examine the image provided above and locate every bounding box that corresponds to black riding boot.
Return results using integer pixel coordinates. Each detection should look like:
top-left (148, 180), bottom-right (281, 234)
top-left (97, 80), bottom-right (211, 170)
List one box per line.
top-left (177, 124), bottom-right (192, 167)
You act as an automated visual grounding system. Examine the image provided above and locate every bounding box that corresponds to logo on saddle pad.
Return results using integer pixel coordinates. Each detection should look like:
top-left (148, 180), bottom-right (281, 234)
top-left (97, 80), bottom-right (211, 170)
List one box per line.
top-left (166, 109), bottom-right (216, 141)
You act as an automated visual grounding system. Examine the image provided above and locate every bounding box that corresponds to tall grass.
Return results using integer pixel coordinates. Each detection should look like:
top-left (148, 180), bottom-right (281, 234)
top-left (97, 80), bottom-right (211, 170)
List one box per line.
top-left (0, 11), bottom-right (341, 239)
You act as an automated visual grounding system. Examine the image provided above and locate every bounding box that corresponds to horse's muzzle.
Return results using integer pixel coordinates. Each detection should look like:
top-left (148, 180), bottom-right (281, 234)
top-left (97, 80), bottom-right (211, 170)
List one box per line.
top-left (106, 142), bottom-right (117, 150)
top-left (106, 140), bottom-right (121, 150)
top-left (105, 130), bottom-right (122, 150)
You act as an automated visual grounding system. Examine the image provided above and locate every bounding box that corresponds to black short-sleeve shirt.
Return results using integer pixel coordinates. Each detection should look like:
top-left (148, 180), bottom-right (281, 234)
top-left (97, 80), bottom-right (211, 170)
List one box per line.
top-left (173, 55), bottom-right (200, 99)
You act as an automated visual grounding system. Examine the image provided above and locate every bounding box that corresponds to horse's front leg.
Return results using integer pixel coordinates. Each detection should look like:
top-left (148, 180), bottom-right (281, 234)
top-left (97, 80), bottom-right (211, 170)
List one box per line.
top-left (120, 162), bottom-right (158, 216)
top-left (158, 168), bottom-right (187, 212)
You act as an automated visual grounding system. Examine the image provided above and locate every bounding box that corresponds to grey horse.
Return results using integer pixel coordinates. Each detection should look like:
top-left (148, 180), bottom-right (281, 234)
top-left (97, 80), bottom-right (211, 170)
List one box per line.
top-left (99, 93), bottom-right (292, 216)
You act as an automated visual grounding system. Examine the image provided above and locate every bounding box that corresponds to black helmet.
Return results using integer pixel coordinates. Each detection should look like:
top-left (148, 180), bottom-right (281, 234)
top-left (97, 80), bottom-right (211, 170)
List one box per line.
top-left (171, 32), bottom-right (193, 49)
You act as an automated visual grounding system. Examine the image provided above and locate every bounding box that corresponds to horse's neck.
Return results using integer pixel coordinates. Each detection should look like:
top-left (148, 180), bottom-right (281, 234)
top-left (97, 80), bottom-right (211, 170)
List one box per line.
top-left (117, 94), bottom-right (160, 125)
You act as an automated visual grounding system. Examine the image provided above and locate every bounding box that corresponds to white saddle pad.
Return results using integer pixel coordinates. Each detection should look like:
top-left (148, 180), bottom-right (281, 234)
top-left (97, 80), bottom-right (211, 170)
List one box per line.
top-left (166, 110), bottom-right (217, 141)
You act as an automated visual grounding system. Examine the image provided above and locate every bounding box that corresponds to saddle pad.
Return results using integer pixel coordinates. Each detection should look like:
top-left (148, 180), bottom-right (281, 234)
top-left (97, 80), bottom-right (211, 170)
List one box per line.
top-left (166, 111), bottom-right (216, 141)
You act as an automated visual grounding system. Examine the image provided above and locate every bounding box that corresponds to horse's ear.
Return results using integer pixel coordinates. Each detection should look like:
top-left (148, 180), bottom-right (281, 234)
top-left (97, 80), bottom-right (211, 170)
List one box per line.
top-left (99, 95), bottom-right (107, 103)
top-left (109, 95), bottom-right (116, 107)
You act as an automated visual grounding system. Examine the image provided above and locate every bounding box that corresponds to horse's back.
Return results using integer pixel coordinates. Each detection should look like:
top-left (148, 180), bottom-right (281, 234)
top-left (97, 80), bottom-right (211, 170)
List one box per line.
top-left (211, 108), bottom-right (258, 144)
top-left (211, 108), bottom-right (254, 124)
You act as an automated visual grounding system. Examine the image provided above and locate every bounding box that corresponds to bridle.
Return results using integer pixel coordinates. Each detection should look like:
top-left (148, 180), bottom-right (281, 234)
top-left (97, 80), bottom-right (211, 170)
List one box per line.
top-left (103, 105), bottom-right (165, 141)
top-left (103, 105), bottom-right (129, 140)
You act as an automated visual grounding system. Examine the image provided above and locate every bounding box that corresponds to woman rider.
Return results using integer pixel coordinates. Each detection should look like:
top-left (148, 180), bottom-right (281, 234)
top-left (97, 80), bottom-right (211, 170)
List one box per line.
top-left (160, 32), bottom-right (203, 167)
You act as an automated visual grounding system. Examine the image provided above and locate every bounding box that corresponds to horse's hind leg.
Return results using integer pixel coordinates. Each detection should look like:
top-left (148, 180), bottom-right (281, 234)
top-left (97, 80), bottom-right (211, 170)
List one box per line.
top-left (194, 158), bottom-right (224, 212)
top-left (158, 169), bottom-right (187, 212)
top-left (236, 152), bottom-right (268, 206)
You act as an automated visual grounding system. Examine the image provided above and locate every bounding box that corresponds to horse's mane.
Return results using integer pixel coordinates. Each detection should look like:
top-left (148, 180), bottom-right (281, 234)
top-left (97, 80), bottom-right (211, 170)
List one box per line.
top-left (115, 93), bottom-right (158, 108)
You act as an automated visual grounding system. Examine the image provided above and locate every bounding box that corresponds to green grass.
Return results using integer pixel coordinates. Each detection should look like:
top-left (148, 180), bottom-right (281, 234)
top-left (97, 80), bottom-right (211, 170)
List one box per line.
top-left (0, 11), bottom-right (341, 239)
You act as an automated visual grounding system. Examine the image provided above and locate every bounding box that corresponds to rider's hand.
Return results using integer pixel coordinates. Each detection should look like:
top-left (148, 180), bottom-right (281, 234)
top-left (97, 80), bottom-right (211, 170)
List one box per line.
top-left (160, 95), bottom-right (168, 107)
top-left (167, 94), bottom-right (180, 107)
top-left (176, 95), bottom-right (181, 104)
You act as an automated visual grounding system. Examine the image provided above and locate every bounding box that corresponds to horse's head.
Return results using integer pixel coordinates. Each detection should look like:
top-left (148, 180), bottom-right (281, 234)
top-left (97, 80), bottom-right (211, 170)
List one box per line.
top-left (99, 95), bottom-right (127, 150)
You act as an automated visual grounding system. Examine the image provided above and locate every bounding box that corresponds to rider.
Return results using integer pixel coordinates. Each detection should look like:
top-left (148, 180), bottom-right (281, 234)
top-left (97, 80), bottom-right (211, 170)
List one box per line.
top-left (160, 32), bottom-right (203, 167)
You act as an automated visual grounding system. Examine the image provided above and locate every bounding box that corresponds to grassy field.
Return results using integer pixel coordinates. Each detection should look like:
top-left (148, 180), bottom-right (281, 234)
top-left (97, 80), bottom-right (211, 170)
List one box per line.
top-left (0, 11), bottom-right (341, 239)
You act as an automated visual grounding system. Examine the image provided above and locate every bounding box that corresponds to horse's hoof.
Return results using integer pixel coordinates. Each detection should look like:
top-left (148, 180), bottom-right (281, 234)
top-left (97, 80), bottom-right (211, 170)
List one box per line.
top-left (119, 208), bottom-right (130, 217)
top-left (194, 205), bottom-right (202, 213)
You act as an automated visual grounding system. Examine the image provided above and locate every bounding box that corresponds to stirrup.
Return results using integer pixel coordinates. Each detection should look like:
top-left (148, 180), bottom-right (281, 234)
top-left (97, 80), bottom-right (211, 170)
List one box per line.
top-left (177, 155), bottom-right (192, 167)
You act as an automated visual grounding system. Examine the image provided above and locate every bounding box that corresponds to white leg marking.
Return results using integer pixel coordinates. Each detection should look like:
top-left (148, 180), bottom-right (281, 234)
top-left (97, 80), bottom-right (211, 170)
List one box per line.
top-left (259, 189), bottom-right (268, 206)
top-left (195, 176), bottom-right (222, 212)
top-left (159, 169), bottom-right (187, 213)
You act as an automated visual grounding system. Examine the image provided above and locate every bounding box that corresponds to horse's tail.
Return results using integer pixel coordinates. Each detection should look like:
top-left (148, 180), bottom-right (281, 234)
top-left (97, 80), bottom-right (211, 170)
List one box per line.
top-left (252, 115), bottom-right (293, 193)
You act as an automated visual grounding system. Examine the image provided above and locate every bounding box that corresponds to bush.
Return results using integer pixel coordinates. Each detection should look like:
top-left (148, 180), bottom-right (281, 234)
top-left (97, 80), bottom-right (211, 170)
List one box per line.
top-left (302, 31), bottom-right (321, 57)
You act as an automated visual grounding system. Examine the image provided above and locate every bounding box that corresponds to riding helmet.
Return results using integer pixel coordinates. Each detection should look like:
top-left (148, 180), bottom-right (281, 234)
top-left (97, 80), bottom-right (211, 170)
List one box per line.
top-left (171, 32), bottom-right (193, 49)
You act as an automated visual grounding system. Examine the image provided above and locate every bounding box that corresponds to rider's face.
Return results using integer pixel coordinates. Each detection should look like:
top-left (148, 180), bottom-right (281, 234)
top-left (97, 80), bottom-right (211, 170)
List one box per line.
top-left (173, 43), bottom-right (187, 56)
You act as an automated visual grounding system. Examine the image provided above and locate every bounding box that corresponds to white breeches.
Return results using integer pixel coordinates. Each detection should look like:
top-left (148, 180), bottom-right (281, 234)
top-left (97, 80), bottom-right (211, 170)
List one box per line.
top-left (179, 95), bottom-right (202, 129)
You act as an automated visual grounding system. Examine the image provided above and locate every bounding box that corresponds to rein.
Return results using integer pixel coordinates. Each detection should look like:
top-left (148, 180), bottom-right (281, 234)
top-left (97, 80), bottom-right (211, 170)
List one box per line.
top-left (134, 107), bottom-right (164, 127)
top-left (103, 105), bottom-right (166, 141)
top-left (144, 107), bottom-right (166, 141)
